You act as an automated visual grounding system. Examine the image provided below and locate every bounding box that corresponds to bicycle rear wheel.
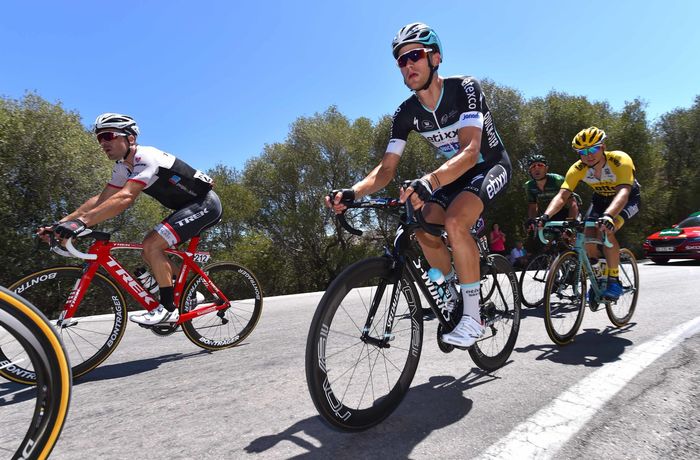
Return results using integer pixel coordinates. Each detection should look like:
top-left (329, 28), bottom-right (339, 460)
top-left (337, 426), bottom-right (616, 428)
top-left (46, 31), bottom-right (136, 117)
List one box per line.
top-left (543, 252), bottom-right (586, 345)
top-left (0, 287), bottom-right (71, 460)
top-left (469, 254), bottom-right (521, 371)
top-left (305, 257), bottom-right (423, 431)
top-left (606, 248), bottom-right (639, 327)
top-left (4, 267), bottom-right (127, 383)
top-left (181, 262), bottom-right (263, 350)
top-left (518, 253), bottom-right (551, 308)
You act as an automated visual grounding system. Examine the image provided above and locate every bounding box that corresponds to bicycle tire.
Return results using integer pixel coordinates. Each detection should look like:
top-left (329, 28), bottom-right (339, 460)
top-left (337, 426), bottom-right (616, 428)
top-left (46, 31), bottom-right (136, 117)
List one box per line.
top-left (0, 287), bottom-right (71, 460)
top-left (4, 267), bottom-right (127, 383)
top-left (543, 251), bottom-right (586, 345)
top-left (305, 257), bottom-right (423, 431)
top-left (518, 253), bottom-right (551, 308)
top-left (606, 248), bottom-right (639, 327)
top-left (469, 254), bottom-right (521, 371)
top-left (181, 262), bottom-right (263, 350)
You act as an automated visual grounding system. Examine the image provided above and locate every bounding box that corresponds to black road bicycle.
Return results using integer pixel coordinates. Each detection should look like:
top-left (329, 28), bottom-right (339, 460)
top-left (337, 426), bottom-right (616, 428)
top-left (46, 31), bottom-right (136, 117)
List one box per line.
top-left (0, 287), bottom-right (71, 460)
top-left (305, 196), bottom-right (521, 431)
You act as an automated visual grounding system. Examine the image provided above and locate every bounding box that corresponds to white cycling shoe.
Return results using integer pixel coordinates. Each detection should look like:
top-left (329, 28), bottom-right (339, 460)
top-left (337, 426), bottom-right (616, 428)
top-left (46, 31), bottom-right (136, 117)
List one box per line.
top-left (130, 305), bottom-right (179, 326)
top-left (441, 315), bottom-right (485, 348)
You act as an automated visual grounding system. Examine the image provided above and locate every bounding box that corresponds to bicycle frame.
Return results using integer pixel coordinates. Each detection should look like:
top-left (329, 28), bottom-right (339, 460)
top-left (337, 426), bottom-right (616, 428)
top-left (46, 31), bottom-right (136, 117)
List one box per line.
top-left (542, 220), bottom-right (612, 302)
top-left (57, 234), bottom-right (231, 325)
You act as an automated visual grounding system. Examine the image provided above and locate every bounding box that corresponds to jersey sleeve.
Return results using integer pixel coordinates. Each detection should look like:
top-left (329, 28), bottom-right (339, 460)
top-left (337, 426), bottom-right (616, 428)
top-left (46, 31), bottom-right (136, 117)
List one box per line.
top-left (386, 101), bottom-right (412, 156)
top-left (128, 149), bottom-right (161, 187)
top-left (457, 77), bottom-right (485, 130)
top-left (107, 163), bottom-right (129, 189)
top-left (610, 152), bottom-right (635, 186)
top-left (561, 162), bottom-right (585, 192)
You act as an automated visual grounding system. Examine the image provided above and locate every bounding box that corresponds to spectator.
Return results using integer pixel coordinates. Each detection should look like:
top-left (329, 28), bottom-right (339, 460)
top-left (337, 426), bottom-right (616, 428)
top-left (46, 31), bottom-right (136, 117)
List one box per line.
top-left (489, 223), bottom-right (507, 256)
top-left (509, 240), bottom-right (529, 269)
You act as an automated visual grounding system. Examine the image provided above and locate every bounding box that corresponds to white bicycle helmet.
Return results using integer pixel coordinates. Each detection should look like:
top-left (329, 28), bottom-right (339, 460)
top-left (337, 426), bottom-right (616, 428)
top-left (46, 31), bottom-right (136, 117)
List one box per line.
top-left (93, 113), bottom-right (140, 137)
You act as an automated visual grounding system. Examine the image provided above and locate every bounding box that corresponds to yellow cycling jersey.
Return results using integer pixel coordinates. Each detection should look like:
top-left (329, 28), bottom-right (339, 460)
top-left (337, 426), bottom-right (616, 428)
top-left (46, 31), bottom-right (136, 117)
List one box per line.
top-left (561, 150), bottom-right (637, 197)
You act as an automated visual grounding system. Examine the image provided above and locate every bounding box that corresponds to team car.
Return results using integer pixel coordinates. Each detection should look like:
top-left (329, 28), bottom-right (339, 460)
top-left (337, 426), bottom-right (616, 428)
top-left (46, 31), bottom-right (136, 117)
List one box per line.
top-left (643, 211), bottom-right (700, 264)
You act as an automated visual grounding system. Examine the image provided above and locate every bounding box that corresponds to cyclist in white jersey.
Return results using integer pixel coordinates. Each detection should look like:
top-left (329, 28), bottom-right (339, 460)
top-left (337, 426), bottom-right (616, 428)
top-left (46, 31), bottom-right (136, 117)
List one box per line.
top-left (329, 23), bottom-right (512, 347)
top-left (38, 113), bottom-right (221, 325)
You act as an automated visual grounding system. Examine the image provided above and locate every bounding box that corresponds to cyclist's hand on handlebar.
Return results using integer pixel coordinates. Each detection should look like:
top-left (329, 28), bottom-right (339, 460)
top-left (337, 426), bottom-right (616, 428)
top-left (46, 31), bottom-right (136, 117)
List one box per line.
top-left (400, 177), bottom-right (432, 210)
top-left (326, 189), bottom-right (356, 214)
top-left (535, 213), bottom-right (550, 229)
top-left (36, 222), bottom-right (58, 243)
top-left (53, 219), bottom-right (87, 240)
top-left (597, 214), bottom-right (615, 233)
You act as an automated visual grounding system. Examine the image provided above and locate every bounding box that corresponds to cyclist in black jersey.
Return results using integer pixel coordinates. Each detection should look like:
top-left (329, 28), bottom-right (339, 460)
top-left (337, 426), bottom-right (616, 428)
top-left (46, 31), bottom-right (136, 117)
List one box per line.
top-left (37, 113), bottom-right (222, 325)
top-left (329, 23), bottom-right (512, 347)
top-left (525, 154), bottom-right (580, 228)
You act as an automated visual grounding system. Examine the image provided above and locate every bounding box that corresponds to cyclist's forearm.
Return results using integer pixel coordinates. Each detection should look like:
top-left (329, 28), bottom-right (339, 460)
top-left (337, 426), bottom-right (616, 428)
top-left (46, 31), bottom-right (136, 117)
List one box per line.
top-left (79, 193), bottom-right (136, 227)
top-left (604, 187), bottom-right (631, 217)
top-left (353, 163), bottom-right (395, 199)
top-left (543, 190), bottom-right (570, 218)
top-left (60, 195), bottom-right (101, 223)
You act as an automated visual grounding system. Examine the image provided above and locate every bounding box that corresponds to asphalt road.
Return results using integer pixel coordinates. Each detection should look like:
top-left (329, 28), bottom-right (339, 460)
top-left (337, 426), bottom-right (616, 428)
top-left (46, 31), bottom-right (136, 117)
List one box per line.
top-left (2, 259), bottom-right (699, 459)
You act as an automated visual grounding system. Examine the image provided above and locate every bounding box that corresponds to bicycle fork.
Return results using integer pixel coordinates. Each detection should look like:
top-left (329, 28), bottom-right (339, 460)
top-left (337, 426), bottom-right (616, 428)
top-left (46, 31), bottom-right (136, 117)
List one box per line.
top-left (360, 269), bottom-right (403, 349)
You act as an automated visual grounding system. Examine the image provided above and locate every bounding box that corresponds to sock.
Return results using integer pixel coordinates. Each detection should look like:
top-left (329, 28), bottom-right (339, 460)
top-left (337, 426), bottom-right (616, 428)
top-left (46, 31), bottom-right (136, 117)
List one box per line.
top-left (607, 267), bottom-right (619, 284)
top-left (460, 282), bottom-right (481, 321)
top-left (159, 286), bottom-right (175, 312)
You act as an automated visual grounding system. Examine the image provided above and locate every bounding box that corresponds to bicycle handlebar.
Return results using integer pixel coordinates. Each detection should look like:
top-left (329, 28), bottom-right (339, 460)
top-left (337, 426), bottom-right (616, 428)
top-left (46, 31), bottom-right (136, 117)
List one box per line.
top-left (49, 229), bottom-right (98, 260)
top-left (334, 197), bottom-right (444, 237)
top-left (538, 220), bottom-right (613, 248)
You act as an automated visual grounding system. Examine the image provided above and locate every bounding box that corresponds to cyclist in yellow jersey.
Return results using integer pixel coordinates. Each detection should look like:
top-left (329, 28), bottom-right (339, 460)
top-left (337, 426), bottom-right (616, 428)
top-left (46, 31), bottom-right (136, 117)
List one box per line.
top-left (537, 127), bottom-right (641, 299)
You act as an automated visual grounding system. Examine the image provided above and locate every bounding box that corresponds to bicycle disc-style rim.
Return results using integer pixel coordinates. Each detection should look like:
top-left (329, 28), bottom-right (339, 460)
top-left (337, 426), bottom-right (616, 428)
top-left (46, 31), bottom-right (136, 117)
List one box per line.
top-left (305, 257), bottom-right (423, 431)
top-left (544, 252), bottom-right (586, 345)
top-left (519, 254), bottom-right (550, 308)
top-left (4, 267), bottom-right (127, 383)
top-left (606, 248), bottom-right (639, 326)
top-left (0, 288), bottom-right (71, 460)
top-left (469, 254), bottom-right (521, 371)
top-left (181, 262), bottom-right (263, 350)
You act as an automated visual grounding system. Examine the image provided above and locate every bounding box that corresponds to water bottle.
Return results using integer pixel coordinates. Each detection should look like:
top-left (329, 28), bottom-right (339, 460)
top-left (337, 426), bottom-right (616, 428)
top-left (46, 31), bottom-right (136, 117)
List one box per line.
top-left (135, 267), bottom-right (159, 295)
top-left (427, 268), bottom-right (452, 302)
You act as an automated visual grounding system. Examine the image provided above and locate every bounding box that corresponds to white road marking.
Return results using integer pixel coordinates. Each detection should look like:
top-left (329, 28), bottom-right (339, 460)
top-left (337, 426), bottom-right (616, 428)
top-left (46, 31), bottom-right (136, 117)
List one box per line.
top-left (478, 315), bottom-right (700, 460)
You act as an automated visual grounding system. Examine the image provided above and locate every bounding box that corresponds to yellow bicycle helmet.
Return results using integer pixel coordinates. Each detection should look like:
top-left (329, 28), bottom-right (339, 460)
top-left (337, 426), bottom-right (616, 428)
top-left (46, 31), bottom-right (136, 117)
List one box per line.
top-left (571, 126), bottom-right (606, 149)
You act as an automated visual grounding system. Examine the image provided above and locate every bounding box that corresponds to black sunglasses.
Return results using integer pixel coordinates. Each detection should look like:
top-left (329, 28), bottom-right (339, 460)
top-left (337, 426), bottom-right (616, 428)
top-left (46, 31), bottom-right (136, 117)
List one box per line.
top-left (397, 48), bottom-right (431, 68)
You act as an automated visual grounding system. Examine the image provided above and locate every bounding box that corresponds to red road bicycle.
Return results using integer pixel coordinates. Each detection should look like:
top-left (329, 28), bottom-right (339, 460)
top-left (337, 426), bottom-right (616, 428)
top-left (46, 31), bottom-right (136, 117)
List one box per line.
top-left (1, 229), bottom-right (263, 384)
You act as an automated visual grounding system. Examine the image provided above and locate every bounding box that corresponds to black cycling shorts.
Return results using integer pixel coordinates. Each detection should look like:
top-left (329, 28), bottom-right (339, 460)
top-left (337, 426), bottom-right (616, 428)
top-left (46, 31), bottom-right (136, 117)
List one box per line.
top-left (154, 190), bottom-right (223, 246)
top-left (429, 152), bottom-right (512, 210)
top-left (586, 187), bottom-right (641, 230)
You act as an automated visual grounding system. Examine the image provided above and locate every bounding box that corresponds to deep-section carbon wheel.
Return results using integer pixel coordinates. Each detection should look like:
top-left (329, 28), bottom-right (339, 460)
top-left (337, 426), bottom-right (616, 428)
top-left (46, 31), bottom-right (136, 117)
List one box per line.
top-left (543, 252), bottom-right (586, 345)
top-left (469, 254), bottom-right (521, 371)
top-left (5, 267), bottom-right (126, 383)
top-left (181, 262), bottom-right (263, 350)
top-left (305, 257), bottom-right (423, 431)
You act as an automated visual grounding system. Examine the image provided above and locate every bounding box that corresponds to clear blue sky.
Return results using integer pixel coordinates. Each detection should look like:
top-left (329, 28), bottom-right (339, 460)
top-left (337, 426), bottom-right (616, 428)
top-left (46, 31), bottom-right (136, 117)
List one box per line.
top-left (2, 0), bottom-right (698, 171)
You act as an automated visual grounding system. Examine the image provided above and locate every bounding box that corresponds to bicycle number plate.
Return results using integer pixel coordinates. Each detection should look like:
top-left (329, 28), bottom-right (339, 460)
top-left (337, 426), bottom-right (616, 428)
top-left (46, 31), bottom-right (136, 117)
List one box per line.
top-left (656, 246), bottom-right (675, 252)
top-left (193, 252), bottom-right (211, 264)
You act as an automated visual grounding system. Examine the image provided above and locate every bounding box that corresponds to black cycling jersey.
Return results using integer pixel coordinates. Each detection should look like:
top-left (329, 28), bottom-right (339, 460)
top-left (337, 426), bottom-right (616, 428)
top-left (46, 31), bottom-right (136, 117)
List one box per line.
top-left (387, 76), bottom-right (507, 164)
top-left (108, 146), bottom-right (213, 210)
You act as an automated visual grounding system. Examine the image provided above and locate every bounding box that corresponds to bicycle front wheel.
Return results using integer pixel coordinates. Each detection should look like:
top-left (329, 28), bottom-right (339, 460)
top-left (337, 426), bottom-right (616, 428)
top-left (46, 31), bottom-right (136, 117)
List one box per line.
top-left (543, 252), bottom-right (586, 345)
top-left (469, 254), bottom-right (521, 371)
top-left (606, 248), bottom-right (639, 327)
top-left (181, 262), bottom-right (263, 350)
top-left (4, 267), bottom-right (127, 383)
top-left (518, 253), bottom-right (551, 308)
top-left (305, 257), bottom-right (423, 431)
top-left (0, 287), bottom-right (71, 460)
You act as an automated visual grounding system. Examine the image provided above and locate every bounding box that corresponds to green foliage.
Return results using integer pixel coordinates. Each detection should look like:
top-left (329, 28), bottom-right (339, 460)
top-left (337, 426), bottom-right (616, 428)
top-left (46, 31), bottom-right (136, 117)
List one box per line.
top-left (2, 88), bottom-right (699, 295)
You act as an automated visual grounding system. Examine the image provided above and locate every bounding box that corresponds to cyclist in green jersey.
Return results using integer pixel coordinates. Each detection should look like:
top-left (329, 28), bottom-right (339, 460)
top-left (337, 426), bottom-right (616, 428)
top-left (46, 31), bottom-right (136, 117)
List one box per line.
top-left (524, 154), bottom-right (580, 231)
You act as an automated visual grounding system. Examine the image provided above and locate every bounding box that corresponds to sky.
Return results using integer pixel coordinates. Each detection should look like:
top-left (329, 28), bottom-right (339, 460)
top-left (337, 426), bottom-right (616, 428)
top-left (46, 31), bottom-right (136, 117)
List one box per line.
top-left (2, 0), bottom-right (698, 172)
